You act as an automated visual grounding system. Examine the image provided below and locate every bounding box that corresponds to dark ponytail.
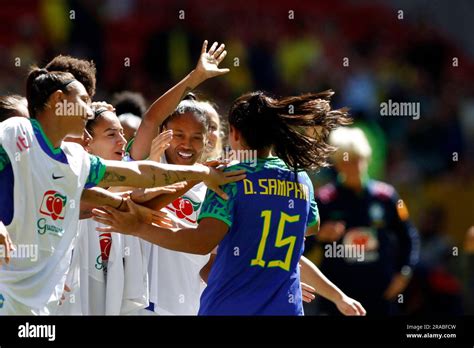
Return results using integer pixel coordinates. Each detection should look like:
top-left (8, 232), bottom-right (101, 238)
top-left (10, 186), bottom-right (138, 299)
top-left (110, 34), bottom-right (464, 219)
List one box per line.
top-left (228, 90), bottom-right (351, 171)
top-left (26, 67), bottom-right (76, 118)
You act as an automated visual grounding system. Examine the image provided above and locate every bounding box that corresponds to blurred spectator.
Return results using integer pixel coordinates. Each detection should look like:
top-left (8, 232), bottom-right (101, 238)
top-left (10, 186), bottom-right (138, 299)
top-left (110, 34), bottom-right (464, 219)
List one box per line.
top-left (118, 113), bottom-right (141, 143)
top-left (112, 90), bottom-right (147, 117)
top-left (305, 127), bottom-right (419, 315)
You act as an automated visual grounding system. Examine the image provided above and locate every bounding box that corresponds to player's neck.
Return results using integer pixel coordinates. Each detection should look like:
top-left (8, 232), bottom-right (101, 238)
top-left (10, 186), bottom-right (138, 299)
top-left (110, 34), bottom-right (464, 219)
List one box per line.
top-left (35, 114), bottom-right (67, 148)
top-left (256, 148), bottom-right (272, 158)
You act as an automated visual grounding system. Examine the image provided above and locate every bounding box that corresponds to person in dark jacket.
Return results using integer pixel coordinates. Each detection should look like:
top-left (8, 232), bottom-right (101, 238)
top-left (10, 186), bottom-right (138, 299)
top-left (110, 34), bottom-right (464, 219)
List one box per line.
top-left (310, 127), bottom-right (420, 315)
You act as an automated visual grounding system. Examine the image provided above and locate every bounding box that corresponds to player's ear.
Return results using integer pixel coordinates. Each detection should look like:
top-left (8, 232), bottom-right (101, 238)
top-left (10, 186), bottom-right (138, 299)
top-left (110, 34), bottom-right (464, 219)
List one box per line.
top-left (230, 125), bottom-right (240, 142)
top-left (48, 90), bottom-right (65, 114)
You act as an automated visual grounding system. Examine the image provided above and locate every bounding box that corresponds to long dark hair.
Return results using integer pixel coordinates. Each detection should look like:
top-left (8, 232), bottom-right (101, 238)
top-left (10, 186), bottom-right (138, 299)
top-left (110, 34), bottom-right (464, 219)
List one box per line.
top-left (26, 67), bottom-right (76, 119)
top-left (228, 90), bottom-right (351, 171)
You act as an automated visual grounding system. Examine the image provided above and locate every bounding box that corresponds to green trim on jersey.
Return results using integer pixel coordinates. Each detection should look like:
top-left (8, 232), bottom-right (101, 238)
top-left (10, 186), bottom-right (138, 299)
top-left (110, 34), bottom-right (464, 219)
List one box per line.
top-left (31, 119), bottom-right (62, 155)
top-left (125, 137), bottom-right (135, 153)
top-left (85, 155), bottom-right (107, 187)
top-left (198, 180), bottom-right (238, 227)
top-left (307, 178), bottom-right (319, 227)
top-left (0, 145), bottom-right (10, 172)
top-left (198, 156), bottom-right (317, 229)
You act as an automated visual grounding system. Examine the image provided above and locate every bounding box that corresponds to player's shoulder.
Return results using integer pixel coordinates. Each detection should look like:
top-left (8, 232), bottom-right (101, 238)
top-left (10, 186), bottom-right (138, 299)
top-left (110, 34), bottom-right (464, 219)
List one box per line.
top-left (316, 182), bottom-right (338, 203)
top-left (0, 117), bottom-right (32, 133)
top-left (62, 140), bottom-right (87, 156)
top-left (62, 141), bottom-right (96, 170)
top-left (368, 180), bottom-right (396, 201)
top-left (223, 161), bottom-right (258, 174)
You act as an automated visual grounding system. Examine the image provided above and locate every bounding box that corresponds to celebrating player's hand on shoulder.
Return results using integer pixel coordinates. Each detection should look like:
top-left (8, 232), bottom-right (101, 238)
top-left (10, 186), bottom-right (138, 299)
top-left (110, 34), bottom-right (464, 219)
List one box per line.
top-left (200, 165), bottom-right (246, 200)
top-left (335, 295), bottom-right (367, 316)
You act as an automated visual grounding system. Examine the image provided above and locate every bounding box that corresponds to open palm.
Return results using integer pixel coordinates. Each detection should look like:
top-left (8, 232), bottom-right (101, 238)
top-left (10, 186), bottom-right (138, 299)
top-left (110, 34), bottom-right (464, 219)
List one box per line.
top-left (195, 40), bottom-right (230, 79)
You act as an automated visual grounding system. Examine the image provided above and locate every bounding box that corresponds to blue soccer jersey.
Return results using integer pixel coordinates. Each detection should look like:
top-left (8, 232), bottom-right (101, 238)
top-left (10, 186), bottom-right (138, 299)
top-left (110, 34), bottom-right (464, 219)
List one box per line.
top-left (197, 157), bottom-right (319, 315)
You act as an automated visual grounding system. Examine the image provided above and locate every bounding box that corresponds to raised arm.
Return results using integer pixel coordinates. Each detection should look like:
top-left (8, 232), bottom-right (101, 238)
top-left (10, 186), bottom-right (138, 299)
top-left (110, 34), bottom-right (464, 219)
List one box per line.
top-left (130, 40), bottom-right (229, 160)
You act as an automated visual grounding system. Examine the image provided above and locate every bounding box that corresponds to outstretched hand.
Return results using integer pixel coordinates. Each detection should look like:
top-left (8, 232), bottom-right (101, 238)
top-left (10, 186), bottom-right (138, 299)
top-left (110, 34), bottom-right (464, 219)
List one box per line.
top-left (201, 165), bottom-right (246, 200)
top-left (335, 295), bottom-right (367, 316)
top-left (92, 199), bottom-right (173, 234)
top-left (194, 40), bottom-right (230, 82)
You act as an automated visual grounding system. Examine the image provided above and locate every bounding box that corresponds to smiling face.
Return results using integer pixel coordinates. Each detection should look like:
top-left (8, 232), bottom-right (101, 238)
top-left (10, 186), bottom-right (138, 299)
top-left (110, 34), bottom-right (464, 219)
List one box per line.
top-left (163, 112), bottom-right (207, 165)
top-left (87, 111), bottom-right (127, 160)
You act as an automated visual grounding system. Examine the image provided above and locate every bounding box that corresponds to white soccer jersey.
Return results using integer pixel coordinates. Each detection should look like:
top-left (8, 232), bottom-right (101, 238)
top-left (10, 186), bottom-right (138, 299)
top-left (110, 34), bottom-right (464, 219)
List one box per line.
top-left (145, 181), bottom-right (210, 315)
top-left (59, 219), bottom-right (148, 315)
top-left (0, 117), bottom-right (102, 315)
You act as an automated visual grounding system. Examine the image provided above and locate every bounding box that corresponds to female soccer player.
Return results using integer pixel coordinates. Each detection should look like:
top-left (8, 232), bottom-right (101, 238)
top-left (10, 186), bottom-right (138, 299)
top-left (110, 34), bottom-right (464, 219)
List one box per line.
top-left (60, 105), bottom-right (182, 315)
top-left (92, 90), bottom-right (366, 315)
top-left (128, 40), bottom-right (229, 161)
top-left (143, 98), bottom-right (212, 315)
top-left (0, 68), bottom-right (245, 315)
top-left (199, 99), bottom-right (224, 161)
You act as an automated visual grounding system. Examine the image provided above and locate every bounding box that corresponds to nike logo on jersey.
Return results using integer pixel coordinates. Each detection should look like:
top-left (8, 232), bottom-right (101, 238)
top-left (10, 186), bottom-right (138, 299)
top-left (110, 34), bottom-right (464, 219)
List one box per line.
top-left (52, 173), bottom-right (64, 180)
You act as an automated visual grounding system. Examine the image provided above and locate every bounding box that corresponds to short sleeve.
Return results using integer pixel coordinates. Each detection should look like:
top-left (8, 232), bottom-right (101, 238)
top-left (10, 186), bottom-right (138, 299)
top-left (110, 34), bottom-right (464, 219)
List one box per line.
top-left (85, 154), bottom-right (107, 188)
top-left (198, 182), bottom-right (237, 227)
top-left (125, 137), bottom-right (135, 154)
top-left (0, 145), bottom-right (10, 172)
top-left (307, 182), bottom-right (319, 227)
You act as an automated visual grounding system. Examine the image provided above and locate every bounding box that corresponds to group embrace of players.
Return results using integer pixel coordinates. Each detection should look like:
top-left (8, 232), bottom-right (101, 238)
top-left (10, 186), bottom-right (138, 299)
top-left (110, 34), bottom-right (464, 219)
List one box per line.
top-left (0, 40), bottom-right (376, 316)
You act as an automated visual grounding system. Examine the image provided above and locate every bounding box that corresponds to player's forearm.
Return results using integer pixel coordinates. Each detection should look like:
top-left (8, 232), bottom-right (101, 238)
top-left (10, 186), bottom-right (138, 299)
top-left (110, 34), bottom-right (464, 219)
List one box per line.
top-left (130, 70), bottom-right (204, 160)
top-left (81, 187), bottom-right (123, 208)
top-left (99, 161), bottom-right (209, 188)
top-left (80, 187), bottom-right (125, 219)
top-left (141, 181), bottom-right (200, 211)
top-left (145, 69), bottom-right (203, 123)
top-left (135, 223), bottom-right (210, 255)
top-left (299, 255), bottom-right (345, 303)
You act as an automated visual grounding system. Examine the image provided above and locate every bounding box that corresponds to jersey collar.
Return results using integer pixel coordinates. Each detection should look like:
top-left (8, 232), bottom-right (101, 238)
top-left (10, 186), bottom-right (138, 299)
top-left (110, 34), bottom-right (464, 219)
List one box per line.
top-left (31, 119), bottom-right (69, 164)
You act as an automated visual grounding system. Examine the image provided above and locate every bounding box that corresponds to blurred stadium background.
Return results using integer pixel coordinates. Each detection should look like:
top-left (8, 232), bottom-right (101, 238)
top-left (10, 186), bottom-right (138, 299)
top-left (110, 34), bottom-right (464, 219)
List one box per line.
top-left (0, 0), bottom-right (473, 314)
